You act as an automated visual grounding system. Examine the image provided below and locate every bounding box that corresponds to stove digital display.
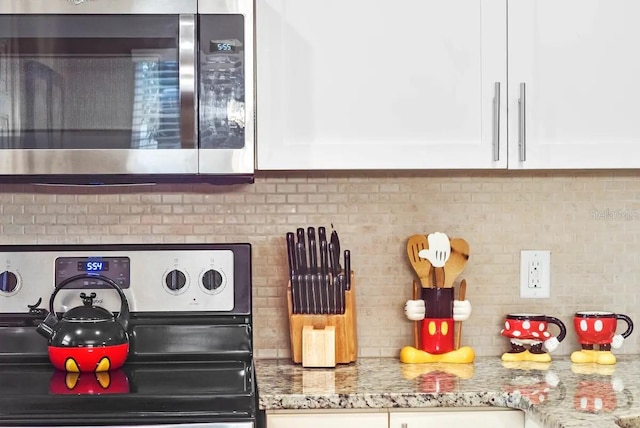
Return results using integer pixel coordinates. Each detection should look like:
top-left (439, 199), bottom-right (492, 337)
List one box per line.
top-left (55, 256), bottom-right (130, 289)
top-left (78, 261), bottom-right (109, 272)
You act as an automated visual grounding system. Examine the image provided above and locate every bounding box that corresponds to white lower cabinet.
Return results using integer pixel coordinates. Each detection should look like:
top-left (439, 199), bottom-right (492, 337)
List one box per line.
top-left (389, 408), bottom-right (524, 428)
top-left (266, 410), bottom-right (388, 428)
top-left (267, 408), bottom-right (525, 428)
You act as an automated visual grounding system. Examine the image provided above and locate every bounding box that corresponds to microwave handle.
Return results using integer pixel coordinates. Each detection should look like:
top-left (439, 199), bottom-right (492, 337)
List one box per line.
top-left (179, 14), bottom-right (196, 149)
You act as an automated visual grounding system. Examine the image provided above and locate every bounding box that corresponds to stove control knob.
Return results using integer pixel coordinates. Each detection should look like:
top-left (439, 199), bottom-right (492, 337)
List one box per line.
top-left (0, 271), bottom-right (19, 293)
top-left (165, 269), bottom-right (187, 291)
top-left (202, 269), bottom-right (223, 291)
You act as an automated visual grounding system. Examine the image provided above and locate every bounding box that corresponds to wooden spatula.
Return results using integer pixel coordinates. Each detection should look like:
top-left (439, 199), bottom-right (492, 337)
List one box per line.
top-left (443, 238), bottom-right (470, 288)
top-left (455, 279), bottom-right (467, 349)
top-left (407, 234), bottom-right (431, 288)
top-left (412, 279), bottom-right (420, 349)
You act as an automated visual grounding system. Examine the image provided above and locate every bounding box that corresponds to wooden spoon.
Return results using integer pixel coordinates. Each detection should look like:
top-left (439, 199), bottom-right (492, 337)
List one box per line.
top-left (455, 279), bottom-right (467, 350)
top-left (444, 238), bottom-right (470, 288)
top-left (406, 234), bottom-right (432, 288)
top-left (412, 280), bottom-right (420, 349)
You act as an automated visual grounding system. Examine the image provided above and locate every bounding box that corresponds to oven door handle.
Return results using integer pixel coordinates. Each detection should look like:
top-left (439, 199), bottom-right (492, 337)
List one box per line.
top-left (179, 14), bottom-right (197, 149)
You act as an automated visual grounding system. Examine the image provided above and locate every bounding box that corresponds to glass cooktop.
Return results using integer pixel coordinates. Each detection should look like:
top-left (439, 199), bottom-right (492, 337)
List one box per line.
top-left (0, 359), bottom-right (256, 425)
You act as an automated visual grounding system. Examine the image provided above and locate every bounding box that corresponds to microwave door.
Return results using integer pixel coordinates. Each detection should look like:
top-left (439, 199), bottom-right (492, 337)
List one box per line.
top-left (0, 8), bottom-right (198, 176)
top-left (22, 60), bottom-right (63, 149)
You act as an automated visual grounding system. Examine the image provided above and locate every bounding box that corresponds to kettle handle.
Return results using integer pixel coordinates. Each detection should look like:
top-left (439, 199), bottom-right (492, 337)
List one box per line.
top-left (48, 274), bottom-right (130, 330)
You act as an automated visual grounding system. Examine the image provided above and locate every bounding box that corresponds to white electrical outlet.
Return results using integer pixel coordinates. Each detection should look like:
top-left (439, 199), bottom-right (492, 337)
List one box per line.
top-left (520, 250), bottom-right (551, 298)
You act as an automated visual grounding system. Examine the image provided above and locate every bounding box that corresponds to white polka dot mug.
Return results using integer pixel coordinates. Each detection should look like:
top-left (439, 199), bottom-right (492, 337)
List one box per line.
top-left (501, 313), bottom-right (567, 345)
top-left (501, 313), bottom-right (566, 362)
top-left (573, 311), bottom-right (633, 348)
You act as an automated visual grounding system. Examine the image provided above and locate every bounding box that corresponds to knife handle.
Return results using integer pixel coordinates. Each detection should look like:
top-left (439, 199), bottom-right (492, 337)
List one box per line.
top-left (330, 229), bottom-right (341, 271)
top-left (309, 274), bottom-right (317, 315)
top-left (338, 274), bottom-right (346, 314)
top-left (344, 249), bottom-right (351, 290)
top-left (320, 240), bottom-right (328, 276)
top-left (322, 275), bottom-right (337, 314)
top-left (323, 273), bottom-right (330, 314)
top-left (328, 242), bottom-right (339, 277)
top-left (297, 228), bottom-right (307, 265)
top-left (296, 242), bottom-right (307, 275)
top-left (290, 274), bottom-right (298, 314)
top-left (308, 227), bottom-right (317, 272)
top-left (299, 274), bottom-right (308, 314)
top-left (318, 226), bottom-right (327, 244)
top-left (286, 232), bottom-right (296, 276)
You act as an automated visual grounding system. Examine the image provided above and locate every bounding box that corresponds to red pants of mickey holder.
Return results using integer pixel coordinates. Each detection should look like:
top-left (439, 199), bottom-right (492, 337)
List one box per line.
top-left (421, 318), bottom-right (454, 354)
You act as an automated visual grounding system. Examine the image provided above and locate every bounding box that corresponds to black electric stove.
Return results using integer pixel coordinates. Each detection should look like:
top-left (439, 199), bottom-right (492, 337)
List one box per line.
top-left (0, 244), bottom-right (259, 428)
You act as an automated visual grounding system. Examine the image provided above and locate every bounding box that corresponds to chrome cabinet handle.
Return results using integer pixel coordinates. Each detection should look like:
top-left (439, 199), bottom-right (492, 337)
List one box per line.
top-left (179, 14), bottom-right (196, 149)
top-left (493, 82), bottom-right (501, 161)
top-left (518, 82), bottom-right (526, 161)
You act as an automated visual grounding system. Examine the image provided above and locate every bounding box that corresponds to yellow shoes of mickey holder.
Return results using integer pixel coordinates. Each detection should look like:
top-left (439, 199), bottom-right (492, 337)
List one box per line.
top-left (399, 346), bottom-right (475, 364)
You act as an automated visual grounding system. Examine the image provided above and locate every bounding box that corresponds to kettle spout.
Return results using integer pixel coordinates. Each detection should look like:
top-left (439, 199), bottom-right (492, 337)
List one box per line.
top-left (35, 312), bottom-right (58, 340)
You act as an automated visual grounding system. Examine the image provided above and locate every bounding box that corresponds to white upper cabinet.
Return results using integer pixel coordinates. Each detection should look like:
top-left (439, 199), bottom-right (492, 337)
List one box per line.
top-left (257, 0), bottom-right (640, 170)
top-left (508, 0), bottom-right (640, 169)
top-left (256, 0), bottom-right (507, 170)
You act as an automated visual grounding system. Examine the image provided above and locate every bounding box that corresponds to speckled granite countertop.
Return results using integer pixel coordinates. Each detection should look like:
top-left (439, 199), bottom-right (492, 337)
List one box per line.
top-left (256, 356), bottom-right (640, 428)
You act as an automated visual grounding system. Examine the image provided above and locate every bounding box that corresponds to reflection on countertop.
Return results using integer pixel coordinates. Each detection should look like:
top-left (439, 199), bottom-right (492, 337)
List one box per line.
top-left (256, 356), bottom-right (640, 428)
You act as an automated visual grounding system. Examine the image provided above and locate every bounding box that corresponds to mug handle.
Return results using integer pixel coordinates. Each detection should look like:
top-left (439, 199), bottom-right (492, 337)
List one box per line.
top-left (545, 316), bottom-right (567, 342)
top-left (616, 314), bottom-right (634, 339)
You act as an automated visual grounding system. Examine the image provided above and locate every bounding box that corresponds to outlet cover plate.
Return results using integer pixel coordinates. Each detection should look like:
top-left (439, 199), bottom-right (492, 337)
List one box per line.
top-left (520, 250), bottom-right (551, 298)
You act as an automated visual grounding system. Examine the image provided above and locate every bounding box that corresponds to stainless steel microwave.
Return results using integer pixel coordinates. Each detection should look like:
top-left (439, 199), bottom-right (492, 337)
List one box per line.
top-left (0, 0), bottom-right (254, 184)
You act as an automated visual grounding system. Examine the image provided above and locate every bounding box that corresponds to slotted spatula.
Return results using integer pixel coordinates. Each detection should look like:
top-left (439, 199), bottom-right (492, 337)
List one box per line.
top-left (407, 234), bottom-right (432, 288)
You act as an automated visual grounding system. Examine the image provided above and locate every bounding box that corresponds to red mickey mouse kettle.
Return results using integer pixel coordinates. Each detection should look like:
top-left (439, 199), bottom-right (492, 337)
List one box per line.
top-left (36, 274), bottom-right (130, 373)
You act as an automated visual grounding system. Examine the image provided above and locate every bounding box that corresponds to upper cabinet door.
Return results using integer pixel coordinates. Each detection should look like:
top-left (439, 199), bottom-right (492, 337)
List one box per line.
top-left (509, 0), bottom-right (640, 169)
top-left (256, 0), bottom-right (507, 170)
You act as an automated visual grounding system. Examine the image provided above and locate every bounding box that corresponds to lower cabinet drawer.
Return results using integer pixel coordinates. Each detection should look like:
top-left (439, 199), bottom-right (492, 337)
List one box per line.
top-left (267, 410), bottom-right (388, 428)
top-left (389, 408), bottom-right (525, 428)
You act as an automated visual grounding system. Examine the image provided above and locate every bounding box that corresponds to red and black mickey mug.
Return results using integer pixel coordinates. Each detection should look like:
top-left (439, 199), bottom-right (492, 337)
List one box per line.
top-left (573, 311), bottom-right (633, 346)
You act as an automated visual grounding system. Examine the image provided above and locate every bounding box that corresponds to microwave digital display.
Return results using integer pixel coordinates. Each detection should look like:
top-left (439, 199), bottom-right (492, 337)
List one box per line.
top-left (210, 41), bottom-right (237, 53)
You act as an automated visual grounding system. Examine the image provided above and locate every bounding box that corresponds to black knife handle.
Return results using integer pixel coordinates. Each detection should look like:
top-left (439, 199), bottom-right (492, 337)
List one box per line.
top-left (290, 274), bottom-right (298, 314)
top-left (309, 274), bottom-right (317, 314)
top-left (328, 242), bottom-right (339, 277)
top-left (299, 274), bottom-right (308, 314)
top-left (320, 240), bottom-right (328, 276)
top-left (286, 232), bottom-right (296, 276)
top-left (296, 242), bottom-right (307, 275)
top-left (296, 227), bottom-right (306, 267)
top-left (344, 249), bottom-right (351, 290)
top-left (308, 227), bottom-right (317, 272)
top-left (318, 226), bottom-right (326, 243)
top-left (337, 274), bottom-right (345, 314)
top-left (330, 227), bottom-right (341, 271)
top-left (332, 276), bottom-right (338, 314)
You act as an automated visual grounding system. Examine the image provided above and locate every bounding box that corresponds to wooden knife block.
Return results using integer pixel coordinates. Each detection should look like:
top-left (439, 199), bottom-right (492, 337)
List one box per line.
top-left (287, 272), bottom-right (357, 367)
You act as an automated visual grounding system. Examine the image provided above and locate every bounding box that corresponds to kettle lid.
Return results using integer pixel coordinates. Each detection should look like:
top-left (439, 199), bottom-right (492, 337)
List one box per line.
top-left (63, 292), bottom-right (113, 322)
top-left (64, 305), bottom-right (113, 321)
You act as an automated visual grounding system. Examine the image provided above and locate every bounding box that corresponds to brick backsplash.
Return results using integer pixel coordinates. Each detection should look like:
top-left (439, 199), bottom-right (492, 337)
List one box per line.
top-left (1, 170), bottom-right (640, 360)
